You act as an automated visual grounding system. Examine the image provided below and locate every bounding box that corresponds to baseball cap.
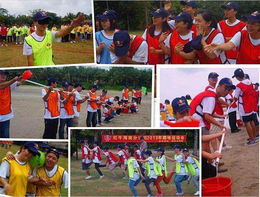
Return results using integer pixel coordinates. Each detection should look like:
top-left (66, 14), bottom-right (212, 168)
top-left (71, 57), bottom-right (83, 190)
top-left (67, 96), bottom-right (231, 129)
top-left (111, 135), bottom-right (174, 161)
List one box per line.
top-left (74, 82), bottom-right (85, 90)
top-left (170, 12), bottom-right (192, 26)
top-left (150, 8), bottom-right (168, 18)
top-left (183, 148), bottom-right (189, 152)
top-left (243, 11), bottom-right (260, 22)
top-left (171, 96), bottom-right (191, 113)
top-left (116, 145), bottom-right (123, 149)
top-left (183, 34), bottom-right (203, 53)
top-left (232, 68), bottom-right (244, 78)
top-left (93, 141), bottom-right (99, 144)
top-left (219, 78), bottom-right (236, 89)
top-left (79, 140), bottom-right (85, 144)
top-left (155, 147), bottom-right (165, 152)
top-left (180, 0), bottom-right (198, 9)
top-left (208, 72), bottom-right (219, 79)
top-left (173, 144), bottom-right (181, 150)
top-left (144, 150), bottom-right (152, 155)
top-left (103, 145), bottom-right (109, 150)
top-left (113, 30), bottom-right (130, 57)
top-left (97, 10), bottom-right (117, 20)
top-left (62, 81), bottom-right (69, 88)
top-left (23, 142), bottom-right (40, 156)
top-left (186, 94), bottom-right (191, 100)
top-left (36, 142), bottom-right (49, 149)
top-left (244, 74), bottom-right (250, 80)
top-left (221, 2), bottom-right (239, 11)
top-left (125, 143), bottom-right (130, 147)
top-left (102, 89), bottom-right (108, 93)
top-left (33, 12), bottom-right (52, 21)
top-left (0, 70), bottom-right (9, 75)
top-left (92, 85), bottom-right (99, 90)
top-left (254, 83), bottom-right (259, 86)
top-left (133, 144), bottom-right (139, 148)
top-left (46, 148), bottom-right (60, 159)
top-left (47, 77), bottom-right (58, 84)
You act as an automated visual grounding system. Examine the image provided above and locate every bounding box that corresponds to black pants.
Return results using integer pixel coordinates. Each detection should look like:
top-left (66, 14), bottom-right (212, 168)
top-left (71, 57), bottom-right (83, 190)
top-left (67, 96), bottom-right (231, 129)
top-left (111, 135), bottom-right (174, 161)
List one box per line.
top-left (97, 109), bottom-right (102, 124)
top-left (202, 157), bottom-right (216, 179)
top-left (95, 163), bottom-right (106, 176)
top-left (43, 118), bottom-right (59, 139)
top-left (7, 36), bottom-right (12, 42)
top-left (228, 111), bottom-right (238, 132)
top-left (86, 111), bottom-right (97, 127)
top-left (138, 97), bottom-right (142, 104)
top-left (116, 109), bottom-right (121, 115)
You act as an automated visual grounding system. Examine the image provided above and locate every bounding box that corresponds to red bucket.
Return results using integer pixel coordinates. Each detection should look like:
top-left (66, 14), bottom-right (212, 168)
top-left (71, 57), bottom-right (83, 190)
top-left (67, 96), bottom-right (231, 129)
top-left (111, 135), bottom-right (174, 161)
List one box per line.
top-left (123, 107), bottom-right (129, 114)
top-left (202, 177), bottom-right (233, 196)
top-left (22, 70), bottom-right (32, 80)
top-left (164, 120), bottom-right (200, 127)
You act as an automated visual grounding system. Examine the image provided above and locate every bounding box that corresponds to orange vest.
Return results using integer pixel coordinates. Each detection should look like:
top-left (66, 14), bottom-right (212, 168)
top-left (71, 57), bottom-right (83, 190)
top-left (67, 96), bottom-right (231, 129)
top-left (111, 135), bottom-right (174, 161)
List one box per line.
top-left (61, 92), bottom-right (74, 115)
top-left (89, 91), bottom-right (98, 110)
top-left (124, 88), bottom-right (129, 99)
top-left (44, 88), bottom-right (60, 117)
top-left (0, 86), bottom-right (11, 115)
top-left (97, 94), bottom-right (107, 108)
top-left (132, 90), bottom-right (138, 98)
top-left (72, 90), bottom-right (81, 112)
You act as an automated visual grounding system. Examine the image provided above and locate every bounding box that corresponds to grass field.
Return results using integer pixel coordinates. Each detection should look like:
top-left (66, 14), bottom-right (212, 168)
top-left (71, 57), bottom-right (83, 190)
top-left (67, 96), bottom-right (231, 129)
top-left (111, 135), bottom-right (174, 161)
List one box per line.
top-left (0, 37), bottom-right (94, 67)
top-left (0, 142), bottom-right (68, 196)
top-left (71, 149), bottom-right (197, 196)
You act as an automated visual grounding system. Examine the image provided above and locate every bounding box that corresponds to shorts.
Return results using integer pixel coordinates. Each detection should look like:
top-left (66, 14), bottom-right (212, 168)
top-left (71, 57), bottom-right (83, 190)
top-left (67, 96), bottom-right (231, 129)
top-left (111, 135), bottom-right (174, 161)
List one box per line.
top-left (253, 113), bottom-right (259, 126)
top-left (241, 114), bottom-right (254, 123)
top-left (209, 120), bottom-right (223, 134)
top-left (82, 162), bottom-right (90, 170)
top-left (0, 35), bottom-right (6, 41)
top-left (202, 127), bottom-right (209, 135)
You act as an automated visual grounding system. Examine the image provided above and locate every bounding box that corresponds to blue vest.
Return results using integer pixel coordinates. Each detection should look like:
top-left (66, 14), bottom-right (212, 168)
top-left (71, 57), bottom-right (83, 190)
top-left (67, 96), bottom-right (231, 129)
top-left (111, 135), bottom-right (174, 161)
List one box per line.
top-left (95, 31), bottom-right (113, 64)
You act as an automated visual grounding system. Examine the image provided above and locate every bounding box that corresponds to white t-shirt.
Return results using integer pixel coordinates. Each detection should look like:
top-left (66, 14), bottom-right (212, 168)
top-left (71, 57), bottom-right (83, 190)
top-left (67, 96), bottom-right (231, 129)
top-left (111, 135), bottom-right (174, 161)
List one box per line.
top-left (186, 156), bottom-right (199, 175)
top-left (157, 155), bottom-right (166, 171)
top-left (225, 94), bottom-right (237, 113)
top-left (73, 90), bottom-right (82, 117)
top-left (176, 154), bottom-right (187, 175)
top-left (104, 151), bottom-right (117, 164)
top-left (0, 82), bottom-right (19, 122)
top-left (87, 91), bottom-right (98, 112)
top-left (42, 88), bottom-right (62, 119)
top-left (129, 157), bottom-right (140, 181)
top-left (117, 150), bottom-right (128, 165)
top-left (230, 31), bottom-right (260, 47)
top-left (23, 31), bottom-right (58, 55)
top-left (82, 146), bottom-right (91, 163)
top-left (32, 164), bottom-right (68, 189)
top-left (192, 97), bottom-right (216, 127)
top-left (147, 156), bottom-right (157, 179)
top-left (234, 79), bottom-right (254, 116)
top-left (165, 31), bottom-right (194, 48)
top-left (60, 92), bottom-right (74, 119)
top-left (92, 147), bottom-right (101, 163)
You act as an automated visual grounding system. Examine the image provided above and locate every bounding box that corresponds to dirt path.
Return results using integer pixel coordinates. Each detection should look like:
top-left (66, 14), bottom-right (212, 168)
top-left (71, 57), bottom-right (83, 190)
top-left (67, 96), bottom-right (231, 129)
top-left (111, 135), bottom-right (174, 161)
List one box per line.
top-left (10, 86), bottom-right (152, 139)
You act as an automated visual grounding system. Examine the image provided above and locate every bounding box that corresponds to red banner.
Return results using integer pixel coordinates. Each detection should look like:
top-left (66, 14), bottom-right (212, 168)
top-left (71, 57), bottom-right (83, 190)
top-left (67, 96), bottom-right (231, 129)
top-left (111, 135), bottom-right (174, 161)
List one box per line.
top-left (102, 135), bottom-right (187, 143)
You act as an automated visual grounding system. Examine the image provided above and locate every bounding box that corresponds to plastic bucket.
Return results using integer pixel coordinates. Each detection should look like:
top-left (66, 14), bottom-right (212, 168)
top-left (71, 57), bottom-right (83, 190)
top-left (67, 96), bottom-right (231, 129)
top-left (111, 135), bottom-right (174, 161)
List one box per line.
top-left (164, 120), bottom-right (200, 127)
top-left (22, 70), bottom-right (32, 80)
top-left (202, 177), bottom-right (233, 196)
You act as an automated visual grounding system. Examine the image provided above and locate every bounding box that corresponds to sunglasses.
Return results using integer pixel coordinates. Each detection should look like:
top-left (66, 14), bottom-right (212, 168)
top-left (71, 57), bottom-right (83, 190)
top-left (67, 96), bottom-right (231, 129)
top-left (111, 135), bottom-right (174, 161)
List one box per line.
top-left (38, 18), bottom-right (50, 25)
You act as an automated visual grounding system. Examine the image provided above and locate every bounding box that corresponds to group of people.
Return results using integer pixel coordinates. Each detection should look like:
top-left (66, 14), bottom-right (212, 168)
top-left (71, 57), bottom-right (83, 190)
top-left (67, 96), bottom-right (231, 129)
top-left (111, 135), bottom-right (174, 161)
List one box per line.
top-left (0, 141), bottom-right (13, 149)
top-left (80, 137), bottom-right (200, 196)
top-left (0, 141), bottom-right (68, 197)
top-left (95, 1), bottom-right (260, 65)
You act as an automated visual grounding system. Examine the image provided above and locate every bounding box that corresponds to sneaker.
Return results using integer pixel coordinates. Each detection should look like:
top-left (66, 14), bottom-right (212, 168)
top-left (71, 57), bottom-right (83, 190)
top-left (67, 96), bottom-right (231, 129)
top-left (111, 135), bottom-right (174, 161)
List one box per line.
top-left (194, 191), bottom-right (200, 196)
top-left (99, 175), bottom-right (104, 179)
top-left (219, 162), bottom-right (225, 166)
top-left (222, 145), bottom-right (232, 150)
top-left (110, 176), bottom-right (116, 179)
top-left (147, 194), bottom-right (154, 197)
top-left (122, 177), bottom-right (128, 179)
top-left (70, 41), bottom-right (73, 43)
top-left (245, 140), bottom-right (257, 146)
top-left (5, 44), bottom-right (8, 46)
top-left (186, 175), bottom-right (192, 184)
top-left (97, 124), bottom-right (100, 127)
top-left (176, 192), bottom-right (183, 196)
top-left (85, 175), bottom-right (91, 180)
top-left (155, 193), bottom-right (163, 196)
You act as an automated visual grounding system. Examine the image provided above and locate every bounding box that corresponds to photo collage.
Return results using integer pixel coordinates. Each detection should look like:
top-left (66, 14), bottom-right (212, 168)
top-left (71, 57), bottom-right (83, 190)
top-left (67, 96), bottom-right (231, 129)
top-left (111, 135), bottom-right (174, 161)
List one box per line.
top-left (0, 0), bottom-right (259, 196)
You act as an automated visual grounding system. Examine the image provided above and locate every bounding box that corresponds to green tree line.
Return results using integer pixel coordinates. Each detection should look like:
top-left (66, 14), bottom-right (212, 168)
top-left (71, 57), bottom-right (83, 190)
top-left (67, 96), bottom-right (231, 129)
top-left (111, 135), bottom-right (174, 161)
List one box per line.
top-left (0, 8), bottom-right (92, 27)
top-left (94, 0), bottom-right (260, 31)
top-left (7, 66), bottom-right (152, 91)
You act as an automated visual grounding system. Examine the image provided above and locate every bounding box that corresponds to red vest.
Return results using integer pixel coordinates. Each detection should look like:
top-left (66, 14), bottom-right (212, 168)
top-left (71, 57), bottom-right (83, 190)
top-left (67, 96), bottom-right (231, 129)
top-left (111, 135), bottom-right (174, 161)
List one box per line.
top-left (255, 90), bottom-right (259, 106)
top-left (205, 85), bottom-right (215, 91)
top-left (190, 91), bottom-right (218, 129)
top-left (218, 20), bottom-right (246, 59)
top-left (134, 150), bottom-right (143, 160)
top-left (0, 86), bottom-right (11, 115)
top-left (196, 29), bottom-right (224, 64)
top-left (92, 146), bottom-right (102, 161)
top-left (106, 151), bottom-right (118, 164)
top-left (191, 24), bottom-right (197, 35)
top-left (82, 145), bottom-right (90, 160)
top-left (129, 36), bottom-right (146, 60)
top-left (119, 149), bottom-right (128, 165)
top-left (44, 88), bottom-right (60, 117)
top-left (170, 31), bottom-right (195, 64)
top-left (237, 82), bottom-right (256, 113)
top-left (61, 92), bottom-right (74, 115)
top-left (237, 30), bottom-right (260, 64)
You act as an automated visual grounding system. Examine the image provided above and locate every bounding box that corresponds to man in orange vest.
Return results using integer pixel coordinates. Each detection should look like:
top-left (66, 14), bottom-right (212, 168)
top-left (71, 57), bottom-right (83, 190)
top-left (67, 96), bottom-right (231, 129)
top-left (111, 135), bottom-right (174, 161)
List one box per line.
top-left (0, 70), bottom-right (24, 138)
top-left (122, 85), bottom-right (130, 103)
top-left (42, 77), bottom-right (64, 139)
top-left (86, 85), bottom-right (99, 127)
top-left (97, 89), bottom-right (109, 126)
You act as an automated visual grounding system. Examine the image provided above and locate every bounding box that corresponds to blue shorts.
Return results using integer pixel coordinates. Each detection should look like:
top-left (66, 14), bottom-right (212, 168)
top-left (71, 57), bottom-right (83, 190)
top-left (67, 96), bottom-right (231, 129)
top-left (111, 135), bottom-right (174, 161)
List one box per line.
top-left (82, 162), bottom-right (90, 170)
top-left (241, 114), bottom-right (254, 123)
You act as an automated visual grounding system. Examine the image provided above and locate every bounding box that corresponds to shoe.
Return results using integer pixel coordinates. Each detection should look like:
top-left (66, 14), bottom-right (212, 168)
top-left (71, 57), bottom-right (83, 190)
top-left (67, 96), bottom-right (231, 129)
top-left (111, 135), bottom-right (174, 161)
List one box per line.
top-left (245, 140), bottom-right (257, 146)
top-left (186, 175), bottom-right (191, 184)
top-left (97, 124), bottom-right (100, 127)
top-left (218, 167), bottom-right (228, 173)
top-left (155, 193), bottom-right (163, 196)
top-left (147, 194), bottom-right (154, 197)
top-left (176, 192), bottom-right (183, 196)
top-left (219, 162), bottom-right (225, 166)
top-left (110, 176), bottom-right (116, 179)
top-left (194, 191), bottom-right (199, 196)
top-left (99, 175), bottom-right (104, 179)
top-left (70, 41), bottom-right (73, 43)
top-left (222, 145), bottom-right (232, 150)
top-left (85, 175), bottom-right (91, 180)
top-left (231, 129), bottom-right (240, 133)
top-left (5, 44), bottom-right (8, 46)
top-left (16, 42), bottom-right (18, 44)
top-left (122, 176), bottom-right (128, 179)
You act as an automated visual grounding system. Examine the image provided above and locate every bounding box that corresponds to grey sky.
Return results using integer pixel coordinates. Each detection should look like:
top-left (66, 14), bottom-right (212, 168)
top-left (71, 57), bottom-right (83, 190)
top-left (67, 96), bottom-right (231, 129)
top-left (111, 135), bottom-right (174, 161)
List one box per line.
top-left (0, 0), bottom-right (92, 17)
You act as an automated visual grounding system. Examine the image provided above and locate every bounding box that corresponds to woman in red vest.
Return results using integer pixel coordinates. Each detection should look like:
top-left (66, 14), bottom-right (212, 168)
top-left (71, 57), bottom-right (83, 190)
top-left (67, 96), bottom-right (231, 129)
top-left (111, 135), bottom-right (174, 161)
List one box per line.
top-left (205, 11), bottom-right (260, 64)
top-left (92, 141), bottom-right (106, 179)
top-left (142, 8), bottom-right (172, 67)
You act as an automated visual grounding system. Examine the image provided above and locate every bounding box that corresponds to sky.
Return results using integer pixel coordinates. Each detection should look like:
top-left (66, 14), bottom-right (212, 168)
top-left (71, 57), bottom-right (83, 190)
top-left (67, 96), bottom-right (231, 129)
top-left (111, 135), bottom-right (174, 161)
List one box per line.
top-left (159, 67), bottom-right (259, 103)
top-left (0, 0), bottom-right (92, 17)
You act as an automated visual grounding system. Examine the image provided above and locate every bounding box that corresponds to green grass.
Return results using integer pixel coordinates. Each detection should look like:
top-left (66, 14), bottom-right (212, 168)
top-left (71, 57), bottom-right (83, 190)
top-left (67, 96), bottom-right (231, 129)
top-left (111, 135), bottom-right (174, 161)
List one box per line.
top-left (71, 149), bottom-right (197, 196)
top-left (0, 143), bottom-right (68, 196)
top-left (0, 37), bottom-right (94, 67)
top-left (128, 30), bottom-right (145, 37)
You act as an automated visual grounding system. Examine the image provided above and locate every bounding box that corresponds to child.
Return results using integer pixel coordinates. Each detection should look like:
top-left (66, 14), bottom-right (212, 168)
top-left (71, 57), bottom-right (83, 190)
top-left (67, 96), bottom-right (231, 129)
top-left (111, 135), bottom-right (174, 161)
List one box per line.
top-left (116, 145), bottom-right (128, 179)
top-left (130, 99), bottom-right (138, 113)
top-left (102, 146), bottom-right (119, 179)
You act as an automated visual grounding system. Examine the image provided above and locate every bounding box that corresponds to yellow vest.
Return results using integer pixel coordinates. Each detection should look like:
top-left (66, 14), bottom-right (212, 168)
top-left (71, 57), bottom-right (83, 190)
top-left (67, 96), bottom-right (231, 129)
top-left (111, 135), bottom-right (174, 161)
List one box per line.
top-left (186, 157), bottom-right (200, 176)
top-left (166, 104), bottom-right (173, 117)
top-left (36, 165), bottom-right (65, 197)
top-left (156, 155), bottom-right (167, 177)
top-left (80, 27), bottom-right (85, 34)
top-left (88, 27), bottom-right (93, 34)
top-left (25, 30), bottom-right (54, 66)
top-left (127, 157), bottom-right (138, 178)
top-left (16, 27), bottom-right (21, 36)
top-left (7, 28), bottom-right (12, 35)
top-left (174, 154), bottom-right (188, 174)
top-left (2, 157), bottom-right (31, 197)
top-left (144, 158), bottom-right (161, 177)
top-left (71, 28), bottom-right (75, 34)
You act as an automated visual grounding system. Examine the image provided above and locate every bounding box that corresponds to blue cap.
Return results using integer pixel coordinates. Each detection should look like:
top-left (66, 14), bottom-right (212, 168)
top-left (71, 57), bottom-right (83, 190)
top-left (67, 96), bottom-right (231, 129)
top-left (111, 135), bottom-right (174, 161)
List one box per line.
top-left (170, 12), bottom-right (192, 26)
top-left (36, 142), bottom-right (49, 149)
top-left (155, 147), bottom-right (165, 152)
top-left (183, 34), bottom-right (203, 53)
top-left (133, 144), bottom-right (139, 148)
top-left (221, 2), bottom-right (239, 11)
top-left (232, 68), bottom-right (244, 78)
top-left (183, 148), bottom-right (189, 152)
top-left (219, 78), bottom-right (236, 89)
top-left (47, 77), bottom-right (58, 84)
top-left (103, 145), bottom-right (109, 150)
top-left (144, 150), bottom-right (152, 155)
top-left (0, 70), bottom-right (9, 75)
top-left (208, 72), bottom-right (219, 79)
top-left (46, 148), bottom-right (60, 159)
top-left (97, 10), bottom-right (117, 20)
top-left (125, 143), bottom-right (130, 147)
top-left (116, 145), bottom-right (123, 149)
top-left (93, 141), bottom-right (99, 144)
top-left (150, 8), bottom-right (168, 18)
top-left (173, 144), bottom-right (181, 149)
top-left (74, 82), bottom-right (85, 90)
top-left (244, 74), bottom-right (250, 80)
top-left (113, 30), bottom-right (130, 57)
top-left (180, 0), bottom-right (198, 9)
top-left (33, 11), bottom-right (52, 21)
top-left (24, 142), bottom-right (40, 156)
top-left (62, 81), bottom-right (69, 88)
top-left (172, 96), bottom-right (191, 113)
top-left (255, 83), bottom-right (259, 86)
top-left (243, 11), bottom-right (260, 22)
top-left (79, 140), bottom-right (85, 144)
top-left (92, 85), bottom-right (99, 90)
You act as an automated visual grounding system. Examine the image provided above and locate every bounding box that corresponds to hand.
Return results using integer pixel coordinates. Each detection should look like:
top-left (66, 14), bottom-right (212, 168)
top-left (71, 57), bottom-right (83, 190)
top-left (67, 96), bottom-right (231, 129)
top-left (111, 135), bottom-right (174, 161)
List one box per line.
top-left (108, 44), bottom-right (115, 54)
top-left (6, 152), bottom-right (15, 160)
top-left (4, 184), bottom-right (11, 193)
top-left (176, 116), bottom-right (199, 122)
top-left (196, 25), bottom-right (205, 36)
top-left (85, 95), bottom-right (89, 99)
top-left (149, 47), bottom-right (156, 54)
top-left (164, 0), bottom-right (172, 11)
top-left (220, 125), bottom-right (227, 132)
top-left (71, 13), bottom-right (85, 28)
top-left (211, 151), bottom-right (222, 159)
top-left (99, 42), bottom-right (106, 49)
top-left (159, 32), bottom-right (168, 43)
top-left (204, 43), bottom-right (219, 53)
top-left (69, 92), bottom-right (75, 97)
top-left (49, 87), bottom-right (54, 91)
top-left (174, 42), bottom-right (184, 54)
top-left (185, 59), bottom-right (196, 64)
top-left (141, 175), bottom-right (145, 180)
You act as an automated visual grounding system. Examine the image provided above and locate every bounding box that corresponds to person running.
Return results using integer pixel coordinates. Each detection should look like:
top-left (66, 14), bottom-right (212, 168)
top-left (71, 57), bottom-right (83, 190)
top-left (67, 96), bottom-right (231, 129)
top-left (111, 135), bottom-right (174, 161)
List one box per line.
top-left (102, 146), bottom-right (119, 179)
top-left (92, 141), bottom-right (105, 179)
top-left (80, 140), bottom-right (92, 180)
top-left (116, 145), bottom-right (129, 179)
